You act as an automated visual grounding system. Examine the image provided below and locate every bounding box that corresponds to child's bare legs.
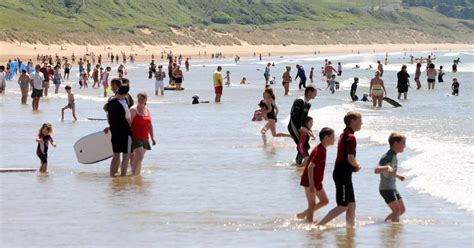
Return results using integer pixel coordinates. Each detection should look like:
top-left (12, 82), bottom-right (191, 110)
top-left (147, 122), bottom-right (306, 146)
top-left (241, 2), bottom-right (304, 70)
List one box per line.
top-left (131, 147), bottom-right (145, 175)
top-left (72, 108), bottom-right (77, 120)
top-left (284, 83), bottom-right (290, 95)
top-left (317, 206), bottom-right (348, 226)
top-left (110, 153), bottom-right (121, 177)
top-left (260, 122), bottom-right (269, 145)
top-left (61, 106), bottom-right (66, 120)
top-left (297, 187), bottom-right (329, 222)
top-left (54, 84), bottom-right (59, 94)
top-left (385, 199), bottom-right (405, 222)
top-left (120, 153), bottom-right (130, 177)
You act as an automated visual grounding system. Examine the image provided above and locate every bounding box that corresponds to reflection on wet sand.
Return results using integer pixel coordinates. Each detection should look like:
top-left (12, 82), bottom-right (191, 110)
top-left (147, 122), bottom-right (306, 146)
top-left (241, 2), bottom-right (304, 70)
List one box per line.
top-left (381, 223), bottom-right (403, 248)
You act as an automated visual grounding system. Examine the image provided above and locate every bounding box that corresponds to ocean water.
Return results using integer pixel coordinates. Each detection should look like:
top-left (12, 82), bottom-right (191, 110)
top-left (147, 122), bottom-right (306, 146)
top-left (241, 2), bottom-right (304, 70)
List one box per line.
top-left (0, 51), bottom-right (473, 247)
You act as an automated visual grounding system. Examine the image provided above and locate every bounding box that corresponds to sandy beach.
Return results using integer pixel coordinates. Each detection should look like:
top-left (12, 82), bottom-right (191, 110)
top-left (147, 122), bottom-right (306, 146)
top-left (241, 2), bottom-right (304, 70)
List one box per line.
top-left (1, 41), bottom-right (473, 62)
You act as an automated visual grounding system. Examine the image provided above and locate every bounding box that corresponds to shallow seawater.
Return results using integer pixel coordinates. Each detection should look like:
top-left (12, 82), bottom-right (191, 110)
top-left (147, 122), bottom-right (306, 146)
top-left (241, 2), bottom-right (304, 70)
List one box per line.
top-left (1, 51), bottom-right (473, 247)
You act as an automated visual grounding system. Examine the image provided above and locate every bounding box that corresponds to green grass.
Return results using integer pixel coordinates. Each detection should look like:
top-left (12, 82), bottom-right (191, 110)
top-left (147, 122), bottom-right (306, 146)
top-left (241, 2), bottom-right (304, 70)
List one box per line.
top-left (0, 0), bottom-right (472, 45)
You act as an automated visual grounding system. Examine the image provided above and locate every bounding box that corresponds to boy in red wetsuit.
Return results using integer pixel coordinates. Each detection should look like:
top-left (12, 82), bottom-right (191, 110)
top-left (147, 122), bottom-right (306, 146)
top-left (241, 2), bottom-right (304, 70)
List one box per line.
top-left (296, 127), bottom-right (335, 222)
top-left (297, 116), bottom-right (316, 167)
top-left (317, 111), bottom-right (362, 226)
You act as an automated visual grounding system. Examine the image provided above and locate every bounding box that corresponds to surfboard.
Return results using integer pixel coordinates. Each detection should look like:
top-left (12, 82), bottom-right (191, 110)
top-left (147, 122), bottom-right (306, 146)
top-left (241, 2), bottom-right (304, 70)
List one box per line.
top-left (0, 168), bottom-right (37, 173)
top-left (383, 97), bottom-right (402, 107)
top-left (74, 130), bottom-right (113, 164)
top-left (164, 85), bottom-right (185, 91)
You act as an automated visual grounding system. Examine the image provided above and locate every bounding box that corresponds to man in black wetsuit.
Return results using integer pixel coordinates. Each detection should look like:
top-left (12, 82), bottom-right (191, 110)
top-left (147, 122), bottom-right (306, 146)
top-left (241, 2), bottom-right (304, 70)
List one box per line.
top-left (397, 65), bottom-right (410, 100)
top-left (288, 85), bottom-right (317, 166)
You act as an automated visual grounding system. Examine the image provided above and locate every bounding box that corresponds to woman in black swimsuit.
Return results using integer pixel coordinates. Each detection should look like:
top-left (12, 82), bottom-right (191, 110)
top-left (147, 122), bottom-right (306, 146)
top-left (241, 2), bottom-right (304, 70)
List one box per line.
top-left (260, 87), bottom-right (291, 144)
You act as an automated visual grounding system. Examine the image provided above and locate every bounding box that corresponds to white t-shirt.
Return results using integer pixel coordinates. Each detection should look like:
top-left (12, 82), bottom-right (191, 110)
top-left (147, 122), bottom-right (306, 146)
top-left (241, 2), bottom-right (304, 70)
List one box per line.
top-left (119, 99), bottom-right (131, 120)
top-left (31, 71), bottom-right (45, 90)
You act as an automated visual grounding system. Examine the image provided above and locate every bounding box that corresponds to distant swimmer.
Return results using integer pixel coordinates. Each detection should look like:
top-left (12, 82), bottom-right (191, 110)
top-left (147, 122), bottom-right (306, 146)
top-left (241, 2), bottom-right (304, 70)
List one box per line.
top-left (352, 65), bottom-right (360, 69)
top-left (240, 77), bottom-right (247, 85)
top-left (259, 87), bottom-right (291, 145)
top-left (377, 60), bottom-right (384, 77)
top-left (282, 66), bottom-right (292, 96)
top-left (438, 66), bottom-right (445, 83)
top-left (426, 63), bottom-right (437, 90)
top-left (192, 95), bottom-right (209, 104)
top-left (264, 62), bottom-right (271, 85)
top-left (415, 63), bottom-right (422, 90)
top-left (350, 77), bottom-right (359, 101)
top-left (397, 65), bottom-right (410, 100)
top-left (61, 85), bottom-right (77, 121)
top-left (452, 58), bottom-right (461, 73)
top-left (295, 64), bottom-right (307, 90)
top-left (369, 70), bottom-right (387, 108)
top-left (224, 71), bottom-right (231, 87)
top-left (451, 78), bottom-right (460, 96)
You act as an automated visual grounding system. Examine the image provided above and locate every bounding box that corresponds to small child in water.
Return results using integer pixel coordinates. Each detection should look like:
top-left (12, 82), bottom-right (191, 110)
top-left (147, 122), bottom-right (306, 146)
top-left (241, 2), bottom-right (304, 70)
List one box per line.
top-left (451, 78), bottom-right (459, 96)
top-left (61, 85), bottom-right (77, 120)
top-left (374, 132), bottom-right (407, 222)
top-left (296, 127), bottom-right (335, 222)
top-left (240, 77), bottom-right (246, 85)
top-left (81, 72), bottom-right (88, 88)
top-left (224, 71), bottom-right (231, 86)
top-left (36, 123), bottom-right (56, 173)
top-left (297, 117), bottom-right (316, 167)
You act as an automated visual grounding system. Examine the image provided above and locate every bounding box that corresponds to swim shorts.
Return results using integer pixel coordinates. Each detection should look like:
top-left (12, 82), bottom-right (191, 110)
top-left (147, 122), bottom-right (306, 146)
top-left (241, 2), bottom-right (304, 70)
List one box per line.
top-left (379, 189), bottom-right (402, 204)
top-left (215, 86), bottom-right (222, 95)
top-left (333, 174), bottom-right (355, 207)
top-left (31, 88), bottom-right (43, 98)
top-left (111, 135), bottom-right (132, 154)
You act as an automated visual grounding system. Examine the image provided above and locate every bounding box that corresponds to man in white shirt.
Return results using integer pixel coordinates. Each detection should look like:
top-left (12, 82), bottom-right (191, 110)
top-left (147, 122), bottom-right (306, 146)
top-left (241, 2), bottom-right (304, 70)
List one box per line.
top-left (30, 65), bottom-right (44, 111)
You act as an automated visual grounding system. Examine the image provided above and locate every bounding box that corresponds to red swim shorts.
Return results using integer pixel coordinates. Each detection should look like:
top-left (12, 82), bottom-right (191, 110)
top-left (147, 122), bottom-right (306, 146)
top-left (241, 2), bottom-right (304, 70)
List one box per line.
top-left (214, 86), bottom-right (223, 94)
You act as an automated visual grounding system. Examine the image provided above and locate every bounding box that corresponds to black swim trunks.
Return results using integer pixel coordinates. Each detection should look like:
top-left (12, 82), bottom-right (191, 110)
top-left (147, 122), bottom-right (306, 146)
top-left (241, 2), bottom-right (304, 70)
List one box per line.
top-left (333, 173), bottom-right (355, 207)
top-left (427, 78), bottom-right (436, 83)
top-left (380, 189), bottom-right (402, 204)
top-left (397, 84), bottom-right (408, 93)
top-left (111, 134), bottom-right (132, 153)
top-left (282, 81), bottom-right (289, 86)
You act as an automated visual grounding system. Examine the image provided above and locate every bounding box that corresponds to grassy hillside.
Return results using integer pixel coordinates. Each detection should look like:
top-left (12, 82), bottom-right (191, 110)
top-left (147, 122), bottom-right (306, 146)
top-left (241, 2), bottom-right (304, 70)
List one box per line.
top-left (0, 0), bottom-right (472, 45)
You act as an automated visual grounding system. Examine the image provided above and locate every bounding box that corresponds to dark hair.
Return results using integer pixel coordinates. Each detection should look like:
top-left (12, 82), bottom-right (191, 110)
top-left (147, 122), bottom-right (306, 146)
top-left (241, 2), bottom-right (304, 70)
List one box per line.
top-left (344, 111), bottom-right (361, 127)
top-left (65, 85), bottom-right (71, 90)
top-left (304, 116), bottom-right (313, 126)
top-left (429, 63), bottom-right (435, 69)
top-left (217, 66), bottom-right (222, 71)
top-left (117, 85), bottom-right (130, 95)
top-left (401, 65), bottom-right (407, 70)
top-left (354, 77), bottom-right (359, 83)
top-left (440, 65), bottom-right (443, 69)
top-left (416, 63), bottom-right (422, 68)
top-left (304, 85), bottom-right (316, 96)
top-left (319, 127), bottom-right (334, 141)
top-left (0, 66), bottom-right (4, 70)
top-left (21, 69), bottom-right (27, 73)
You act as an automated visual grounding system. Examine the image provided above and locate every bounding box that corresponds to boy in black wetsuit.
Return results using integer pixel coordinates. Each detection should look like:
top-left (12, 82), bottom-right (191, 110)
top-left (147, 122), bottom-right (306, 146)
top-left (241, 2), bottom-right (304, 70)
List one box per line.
top-left (317, 111), bottom-right (362, 226)
top-left (451, 78), bottom-right (460, 96)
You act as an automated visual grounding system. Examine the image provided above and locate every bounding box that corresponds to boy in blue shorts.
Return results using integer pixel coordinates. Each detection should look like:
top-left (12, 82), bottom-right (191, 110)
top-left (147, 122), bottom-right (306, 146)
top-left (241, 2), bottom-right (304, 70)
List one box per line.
top-left (374, 132), bottom-right (407, 222)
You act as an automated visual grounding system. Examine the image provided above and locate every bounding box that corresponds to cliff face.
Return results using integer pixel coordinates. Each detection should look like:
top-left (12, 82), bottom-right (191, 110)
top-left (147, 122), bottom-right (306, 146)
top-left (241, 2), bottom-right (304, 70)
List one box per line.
top-left (0, 0), bottom-right (473, 45)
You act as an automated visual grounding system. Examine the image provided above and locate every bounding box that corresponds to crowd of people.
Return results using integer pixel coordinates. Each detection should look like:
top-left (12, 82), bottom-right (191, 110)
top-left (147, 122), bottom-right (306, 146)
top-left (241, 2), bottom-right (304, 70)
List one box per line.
top-left (0, 49), bottom-right (465, 228)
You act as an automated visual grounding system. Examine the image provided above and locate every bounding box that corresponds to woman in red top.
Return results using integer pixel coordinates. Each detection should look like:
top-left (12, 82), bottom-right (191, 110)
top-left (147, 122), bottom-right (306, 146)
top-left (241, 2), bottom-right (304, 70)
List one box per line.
top-left (296, 127), bottom-right (335, 222)
top-left (130, 92), bottom-right (156, 175)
